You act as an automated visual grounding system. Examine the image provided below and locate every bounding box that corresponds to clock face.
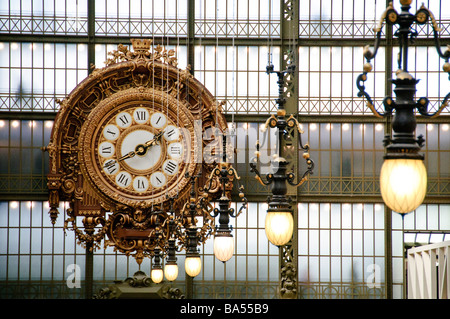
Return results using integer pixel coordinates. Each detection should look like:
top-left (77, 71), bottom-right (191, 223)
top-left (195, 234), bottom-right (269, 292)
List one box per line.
top-left (97, 105), bottom-right (184, 195)
top-left (78, 89), bottom-right (198, 208)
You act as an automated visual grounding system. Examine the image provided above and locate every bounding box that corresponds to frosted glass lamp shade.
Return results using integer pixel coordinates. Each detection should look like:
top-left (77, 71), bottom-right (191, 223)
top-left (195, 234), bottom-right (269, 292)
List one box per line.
top-left (185, 256), bottom-right (202, 277)
top-left (164, 264), bottom-right (179, 282)
top-left (380, 158), bottom-right (427, 214)
top-left (265, 211), bottom-right (294, 246)
top-left (150, 268), bottom-right (163, 284)
top-left (214, 235), bottom-right (234, 262)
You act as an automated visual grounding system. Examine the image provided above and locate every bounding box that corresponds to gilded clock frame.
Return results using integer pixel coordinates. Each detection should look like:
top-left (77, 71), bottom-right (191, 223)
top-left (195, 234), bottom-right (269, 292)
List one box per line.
top-left (45, 39), bottom-right (227, 261)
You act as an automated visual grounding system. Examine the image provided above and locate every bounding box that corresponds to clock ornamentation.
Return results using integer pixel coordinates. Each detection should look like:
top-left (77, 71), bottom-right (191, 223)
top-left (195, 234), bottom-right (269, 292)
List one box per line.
top-left (44, 39), bottom-right (228, 264)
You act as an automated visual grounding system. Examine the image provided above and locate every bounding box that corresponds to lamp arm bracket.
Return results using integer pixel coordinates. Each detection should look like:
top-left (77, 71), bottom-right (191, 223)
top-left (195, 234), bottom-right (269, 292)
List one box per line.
top-left (382, 96), bottom-right (395, 115)
top-left (356, 72), bottom-right (385, 118)
top-left (415, 5), bottom-right (450, 63)
top-left (416, 5), bottom-right (442, 32)
top-left (233, 199), bottom-right (247, 218)
top-left (417, 94), bottom-right (450, 118)
top-left (210, 207), bottom-right (220, 218)
top-left (288, 116), bottom-right (313, 151)
top-left (364, 31), bottom-right (383, 62)
top-left (286, 155), bottom-right (315, 187)
top-left (374, 2), bottom-right (395, 34)
top-left (286, 115), bottom-right (304, 135)
top-left (249, 162), bottom-right (273, 186)
top-left (227, 166), bottom-right (241, 180)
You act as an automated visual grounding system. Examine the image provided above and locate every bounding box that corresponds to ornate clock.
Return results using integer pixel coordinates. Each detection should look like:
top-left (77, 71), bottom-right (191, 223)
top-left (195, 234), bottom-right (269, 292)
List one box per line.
top-left (44, 39), bottom-right (227, 263)
top-left (78, 87), bottom-right (197, 208)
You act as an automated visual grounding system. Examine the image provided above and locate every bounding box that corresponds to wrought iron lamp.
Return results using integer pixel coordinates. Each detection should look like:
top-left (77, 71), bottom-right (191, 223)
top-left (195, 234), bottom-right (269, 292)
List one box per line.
top-left (180, 173), bottom-right (214, 278)
top-left (357, 0), bottom-right (450, 214)
top-left (146, 137), bottom-right (247, 280)
top-left (150, 247), bottom-right (164, 284)
top-left (250, 61), bottom-right (314, 246)
top-left (163, 198), bottom-right (179, 282)
top-left (164, 238), bottom-right (179, 281)
top-left (204, 133), bottom-right (247, 262)
top-left (145, 176), bottom-right (215, 281)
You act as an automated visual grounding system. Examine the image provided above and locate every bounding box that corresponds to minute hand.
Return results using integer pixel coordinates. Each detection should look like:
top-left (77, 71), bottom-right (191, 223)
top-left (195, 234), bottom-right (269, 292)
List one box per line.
top-left (144, 131), bottom-right (164, 148)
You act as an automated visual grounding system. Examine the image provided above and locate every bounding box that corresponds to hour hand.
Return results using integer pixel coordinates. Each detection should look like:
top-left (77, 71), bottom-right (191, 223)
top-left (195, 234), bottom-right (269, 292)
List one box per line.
top-left (103, 151), bottom-right (135, 169)
top-left (117, 151), bottom-right (136, 162)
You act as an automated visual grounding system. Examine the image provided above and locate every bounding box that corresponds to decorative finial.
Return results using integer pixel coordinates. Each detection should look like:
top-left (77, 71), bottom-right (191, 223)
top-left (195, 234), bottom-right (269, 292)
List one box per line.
top-left (131, 38), bottom-right (152, 52)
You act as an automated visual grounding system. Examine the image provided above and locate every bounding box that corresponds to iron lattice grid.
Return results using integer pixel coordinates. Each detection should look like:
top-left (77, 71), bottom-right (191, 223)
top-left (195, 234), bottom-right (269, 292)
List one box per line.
top-left (0, 0), bottom-right (449, 299)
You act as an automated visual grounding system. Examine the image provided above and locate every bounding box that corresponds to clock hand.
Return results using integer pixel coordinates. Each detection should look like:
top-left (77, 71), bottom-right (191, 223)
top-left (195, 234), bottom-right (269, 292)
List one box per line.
top-left (144, 131), bottom-right (164, 148)
top-left (104, 131), bottom-right (162, 169)
top-left (117, 150), bottom-right (136, 162)
top-left (134, 131), bottom-right (164, 156)
top-left (103, 151), bottom-right (136, 169)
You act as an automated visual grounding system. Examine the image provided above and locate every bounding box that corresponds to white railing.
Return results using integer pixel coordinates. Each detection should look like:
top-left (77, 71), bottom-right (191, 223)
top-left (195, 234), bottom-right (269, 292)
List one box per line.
top-left (407, 241), bottom-right (450, 299)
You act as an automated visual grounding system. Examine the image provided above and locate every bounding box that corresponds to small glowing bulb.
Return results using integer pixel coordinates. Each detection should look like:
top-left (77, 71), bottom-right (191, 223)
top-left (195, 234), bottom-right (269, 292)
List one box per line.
top-left (265, 212), bottom-right (294, 246)
top-left (380, 159), bottom-right (427, 214)
top-left (164, 264), bottom-right (179, 282)
top-left (214, 235), bottom-right (234, 262)
top-left (185, 257), bottom-right (202, 277)
top-left (151, 268), bottom-right (163, 284)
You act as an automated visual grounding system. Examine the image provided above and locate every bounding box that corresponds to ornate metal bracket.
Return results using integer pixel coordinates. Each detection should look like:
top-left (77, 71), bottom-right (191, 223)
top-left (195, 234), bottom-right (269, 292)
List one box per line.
top-left (202, 133), bottom-right (248, 241)
top-left (356, 1), bottom-right (450, 119)
top-left (250, 114), bottom-right (314, 188)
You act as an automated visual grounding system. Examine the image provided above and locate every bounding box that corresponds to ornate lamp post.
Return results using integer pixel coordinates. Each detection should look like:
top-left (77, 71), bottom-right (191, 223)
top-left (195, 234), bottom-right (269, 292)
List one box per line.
top-left (357, 0), bottom-right (450, 214)
top-left (250, 62), bottom-right (314, 246)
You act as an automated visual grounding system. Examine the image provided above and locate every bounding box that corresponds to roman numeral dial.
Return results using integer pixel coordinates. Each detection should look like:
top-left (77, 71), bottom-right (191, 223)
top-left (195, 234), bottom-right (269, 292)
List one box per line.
top-left (72, 57), bottom-right (219, 215)
top-left (150, 112), bottom-right (167, 129)
top-left (92, 103), bottom-right (191, 205)
top-left (133, 107), bottom-right (149, 124)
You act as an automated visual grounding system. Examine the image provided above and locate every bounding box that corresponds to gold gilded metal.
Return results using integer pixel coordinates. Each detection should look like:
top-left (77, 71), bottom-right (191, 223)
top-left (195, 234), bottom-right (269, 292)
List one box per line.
top-left (44, 39), bottom-right (228, 264)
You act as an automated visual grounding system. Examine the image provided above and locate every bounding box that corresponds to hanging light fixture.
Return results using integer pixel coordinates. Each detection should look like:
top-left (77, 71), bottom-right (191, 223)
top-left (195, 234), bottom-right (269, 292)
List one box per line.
top-left (150, 247), bottom-right (164, 284)
top-left (250, 61), bottom-right (314, 247)
top-left (205, 133), bottom-right (247, 262)
top-left (356, 0), bottom-right (450, 214)
top-left (184, 226), bottom-right (202, 278)
top-left (179, 173), bottom-right (214, 278)
top-left (164, 201), bottom-right (179, 282)
top-left (164, 238), bottom-right (179, 281)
